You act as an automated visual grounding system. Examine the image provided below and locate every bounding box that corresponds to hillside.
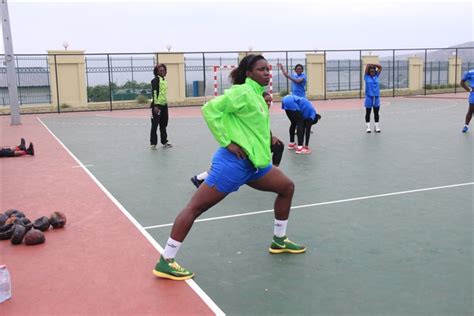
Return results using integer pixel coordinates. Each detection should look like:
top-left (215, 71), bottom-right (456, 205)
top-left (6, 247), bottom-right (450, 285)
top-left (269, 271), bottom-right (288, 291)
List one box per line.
top-left (381, 42), bottom-right (473, 62)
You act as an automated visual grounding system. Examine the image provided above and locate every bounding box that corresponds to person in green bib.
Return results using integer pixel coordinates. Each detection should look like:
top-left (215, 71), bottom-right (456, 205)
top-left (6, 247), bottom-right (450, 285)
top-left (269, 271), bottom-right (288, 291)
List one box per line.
top-left (149, 63), bottom-right (172, 149)
top-left (153, 55), bottom-right (306, 281)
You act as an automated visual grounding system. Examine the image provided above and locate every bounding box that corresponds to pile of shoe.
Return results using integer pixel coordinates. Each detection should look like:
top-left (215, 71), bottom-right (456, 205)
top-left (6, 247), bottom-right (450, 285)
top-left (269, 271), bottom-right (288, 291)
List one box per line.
top-left (0, 209), bottom-right (67, 246)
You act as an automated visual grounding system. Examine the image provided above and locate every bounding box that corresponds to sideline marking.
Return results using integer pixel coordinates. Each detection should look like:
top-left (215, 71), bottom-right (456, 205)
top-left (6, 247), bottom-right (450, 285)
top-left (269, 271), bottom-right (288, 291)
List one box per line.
top-left (73, 164), bottom-right (93, 168)
top-left (37, 117), bottom-right (225, 316)
top-left (144, 182), bottom-right (474, 230)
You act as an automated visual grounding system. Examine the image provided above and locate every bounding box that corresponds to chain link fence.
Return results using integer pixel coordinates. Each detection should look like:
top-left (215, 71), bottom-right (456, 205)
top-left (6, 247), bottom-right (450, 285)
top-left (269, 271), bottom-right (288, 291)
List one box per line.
top-left (1, 47), bottom-right (472, 114)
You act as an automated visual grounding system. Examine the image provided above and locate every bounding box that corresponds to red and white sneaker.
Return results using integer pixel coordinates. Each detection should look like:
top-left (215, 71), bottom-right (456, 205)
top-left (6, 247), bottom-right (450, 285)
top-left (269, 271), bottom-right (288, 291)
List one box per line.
top-left (295, 146), bottom-right (304, 154)
top-left (302, 146), bottom-right (311, 154)
top-left (287, 143), bottom-right (296, 150)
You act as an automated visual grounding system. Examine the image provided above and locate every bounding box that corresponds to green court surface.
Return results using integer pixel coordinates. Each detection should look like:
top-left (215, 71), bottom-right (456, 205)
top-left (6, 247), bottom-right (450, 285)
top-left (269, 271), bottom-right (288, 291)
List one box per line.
top-left (40, 96), bottom-right (472, 315)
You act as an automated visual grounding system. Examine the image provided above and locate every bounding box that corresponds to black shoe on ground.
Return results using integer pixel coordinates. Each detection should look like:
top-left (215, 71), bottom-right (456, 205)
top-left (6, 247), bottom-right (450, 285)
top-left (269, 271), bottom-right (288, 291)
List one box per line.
top-left (26, 143), bottom-right (34, 156)
top-left (19, 138), bottom-right (26, 151)
top-left (190, 175), bottom-right (204, 188)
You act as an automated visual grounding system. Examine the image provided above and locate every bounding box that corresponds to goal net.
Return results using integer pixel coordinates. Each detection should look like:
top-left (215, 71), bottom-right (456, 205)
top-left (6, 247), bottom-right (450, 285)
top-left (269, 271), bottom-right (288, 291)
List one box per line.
top-left (204, 65), bottom-right (274, 98)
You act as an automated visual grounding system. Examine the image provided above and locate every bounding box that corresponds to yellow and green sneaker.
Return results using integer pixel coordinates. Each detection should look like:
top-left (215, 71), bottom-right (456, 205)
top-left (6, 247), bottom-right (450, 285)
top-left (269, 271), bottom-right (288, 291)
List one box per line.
top-left (269, 236), bottom-right (307, 254)
top-left (153, 256), bottom-right (194, 280)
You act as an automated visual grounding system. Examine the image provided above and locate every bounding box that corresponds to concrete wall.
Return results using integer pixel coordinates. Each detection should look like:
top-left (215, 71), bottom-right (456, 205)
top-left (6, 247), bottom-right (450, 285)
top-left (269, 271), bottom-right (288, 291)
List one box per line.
top-left (408, 57), bottom-right (424, 91)
top-left (47, 50), bottom-right (88, 108)
top-left (156, 53), bottom-right (186, 102)
top-left (448, 57), bottom-right (463, 85)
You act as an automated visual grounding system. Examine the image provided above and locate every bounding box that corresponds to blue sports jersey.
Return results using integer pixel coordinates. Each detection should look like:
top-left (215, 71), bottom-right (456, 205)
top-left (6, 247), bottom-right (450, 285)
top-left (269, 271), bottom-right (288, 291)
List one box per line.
top-left (364, 73), bottom-right (380, 97)
top-left (462, 69), bottom-right (474, 88)
top-left (291, 73), bottom-right (306, 97)
top-left (298, 98), bottom-right (317, 120)
top-left (281, 95), bottom-right (316, 120)
top-left (281, 95), bottom-right (300, 111)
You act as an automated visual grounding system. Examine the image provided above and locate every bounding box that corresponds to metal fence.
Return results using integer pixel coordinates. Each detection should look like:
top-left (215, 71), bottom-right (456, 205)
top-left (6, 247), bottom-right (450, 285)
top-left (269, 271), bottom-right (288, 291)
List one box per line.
top-left (1, 47), bottom-right (473, 113)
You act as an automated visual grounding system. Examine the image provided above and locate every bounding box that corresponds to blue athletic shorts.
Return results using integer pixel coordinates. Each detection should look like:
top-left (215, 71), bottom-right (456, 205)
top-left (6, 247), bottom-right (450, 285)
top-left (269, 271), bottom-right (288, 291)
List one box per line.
top-left (205, 147), bottom-right (272, 194)
top-left (364, 96), bottom-right (380, 108)
top-left (469, 92), bottom-right (474, 105)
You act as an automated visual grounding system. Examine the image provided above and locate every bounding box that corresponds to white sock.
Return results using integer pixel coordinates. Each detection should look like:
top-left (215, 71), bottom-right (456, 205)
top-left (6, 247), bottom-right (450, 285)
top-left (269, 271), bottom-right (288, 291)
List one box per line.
top-left (196, 171), bottom-right (208, 181)
top-left (375, 122), bottom-right (379, 129)
top-left (162, 237), bottom-right (182, 260)
top-left (366, 122), bottom-right (371, 128)
top-left (274, 219), bottom-right (288, 237)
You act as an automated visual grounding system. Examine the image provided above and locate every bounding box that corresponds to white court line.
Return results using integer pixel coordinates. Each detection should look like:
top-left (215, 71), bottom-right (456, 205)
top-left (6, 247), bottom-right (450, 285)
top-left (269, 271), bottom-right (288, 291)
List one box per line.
top-left (144, 182), bottom-right (474, 230)
top-left (73, 164), bottom-right (93, 168)
top-left (37, 117), bottom-right (225, 316)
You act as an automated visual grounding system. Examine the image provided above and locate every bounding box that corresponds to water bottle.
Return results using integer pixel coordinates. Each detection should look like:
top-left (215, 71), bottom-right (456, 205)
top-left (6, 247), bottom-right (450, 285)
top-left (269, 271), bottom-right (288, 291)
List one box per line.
top-left (0, 265), bottom-right (12, 303)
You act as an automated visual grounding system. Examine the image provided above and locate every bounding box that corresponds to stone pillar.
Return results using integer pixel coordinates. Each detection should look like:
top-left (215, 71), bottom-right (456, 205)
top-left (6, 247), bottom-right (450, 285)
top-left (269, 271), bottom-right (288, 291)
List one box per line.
top-left (156, 53), bottom-right (185, 103)
top-left (47, 50), bottom-right (87, 107)
top-left (408, 56), bottom-right (424, 91)
top-left (306, 53), bottom-right (325, 97)
top-left (448, 57), bottom-right (462, 85)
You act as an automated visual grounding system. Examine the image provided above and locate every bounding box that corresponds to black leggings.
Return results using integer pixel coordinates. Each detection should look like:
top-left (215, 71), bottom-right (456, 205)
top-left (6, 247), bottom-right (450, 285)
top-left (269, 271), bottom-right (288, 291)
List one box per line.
top-left (365, 107), bottom-right (380, 123)
top-left (0, 148), bottom-right (14, 157)
top-left (150, 105), bottom-right (169, 145)
top-left (302, 119), bottom-right (314, 147)
top-left (465, 104), bottom-right (474, 125)
top-left (285, 110), bottom-right (304, 146)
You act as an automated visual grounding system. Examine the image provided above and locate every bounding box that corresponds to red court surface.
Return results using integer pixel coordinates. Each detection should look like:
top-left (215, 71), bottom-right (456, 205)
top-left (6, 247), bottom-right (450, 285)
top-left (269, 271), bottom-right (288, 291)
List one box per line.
top-left (0, 114), bottom-right (217, 315)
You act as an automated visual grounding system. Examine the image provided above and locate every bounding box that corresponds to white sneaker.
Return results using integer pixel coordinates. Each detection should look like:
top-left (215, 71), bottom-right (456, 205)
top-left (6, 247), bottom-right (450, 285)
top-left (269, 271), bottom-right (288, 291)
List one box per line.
top-left (150, 144), bottom-right (157, 150)
top-left (366, 127), bottom-right (372, 133)
top-left (374, 127), bottom-right (381, 133)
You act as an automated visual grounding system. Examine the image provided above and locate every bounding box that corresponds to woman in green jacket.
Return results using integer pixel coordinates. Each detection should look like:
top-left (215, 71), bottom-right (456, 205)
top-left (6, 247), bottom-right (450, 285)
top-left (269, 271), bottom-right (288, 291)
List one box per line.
top-left (149, 63), bottom-right (172, 149)
top-left (153, 55), bottom-right (306, 281)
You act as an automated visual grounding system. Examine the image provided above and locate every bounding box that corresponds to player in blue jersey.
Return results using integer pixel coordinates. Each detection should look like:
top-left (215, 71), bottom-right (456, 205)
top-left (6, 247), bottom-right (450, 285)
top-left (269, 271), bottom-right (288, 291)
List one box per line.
top-left (364, 63), bottom-right (383, 133)
top-left (460, 69), bottom-right (474, 133)
top-left (281, 95), bottom-right (321, 154)
top-left (278, 63), bottom-right (307, 97)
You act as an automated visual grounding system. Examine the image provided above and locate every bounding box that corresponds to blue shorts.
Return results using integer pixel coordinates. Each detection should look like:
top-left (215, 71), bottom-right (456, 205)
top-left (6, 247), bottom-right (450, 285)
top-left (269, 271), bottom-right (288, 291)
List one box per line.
top-left (205, 147), bottom-right (272, 194)
top-left (364, 96), bottom-right (380, 108)
top-left (469, 92), bottom-right (474, 105)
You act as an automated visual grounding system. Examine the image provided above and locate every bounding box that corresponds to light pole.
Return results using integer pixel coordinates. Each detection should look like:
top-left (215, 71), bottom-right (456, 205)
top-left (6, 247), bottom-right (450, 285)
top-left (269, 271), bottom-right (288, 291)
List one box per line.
top-left (1, 0), bottom-right (21, 125)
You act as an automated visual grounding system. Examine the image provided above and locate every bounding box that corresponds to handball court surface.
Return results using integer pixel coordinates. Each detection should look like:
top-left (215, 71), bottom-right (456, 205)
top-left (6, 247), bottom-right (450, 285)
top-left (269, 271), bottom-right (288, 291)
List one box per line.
top-left (0, 93), bottom-right (472, 316)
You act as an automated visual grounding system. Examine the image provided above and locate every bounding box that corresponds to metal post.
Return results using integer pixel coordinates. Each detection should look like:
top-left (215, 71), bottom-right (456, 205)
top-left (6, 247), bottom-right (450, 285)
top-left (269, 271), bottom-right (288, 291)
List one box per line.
top-left (107, 54), bottom-right (113, 111)
top-left (130, 56), bottom-right (134, 82)
top-left (454, 48), bottom-right (458, 93)
top-left (285, 52), bottom-right (289, 93)
top-left (323, 51), bottom-right (327, 100)
top-left (219, 56), bottom-right (222, 95)
top-left (348, 59), bottom-right (352, 91)
top-left (424, 49), bottom-right (427, 95)
top-left (277, 57), bottom-right (280, 92)
top-left (359, 50), bottom-right (362, 99)
top-left (392, 49), bottom-right (395, 97)
top-left (45, 55), bottom-right (51, 104)
top-left (1, 0), bottom-right (21, 124)
top-left (429, 61), bottom-right (433, 86)
top-left (438, 61), bottom-right (440, 85)
top-left (85, 57), bottom-right (90, 102)
top-left (54, 54), bottom-right (60, 113)
top-left (387, 60), bottom-right (391, 92)
top-left (202, 52), bottom-right (206, 98)
top-left (337, 59), bottom-right (340, 91)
